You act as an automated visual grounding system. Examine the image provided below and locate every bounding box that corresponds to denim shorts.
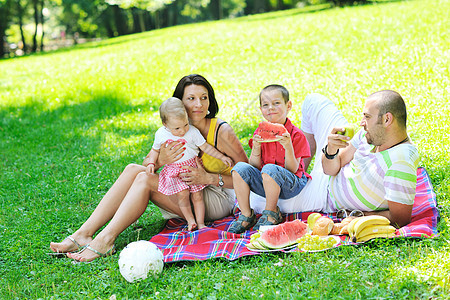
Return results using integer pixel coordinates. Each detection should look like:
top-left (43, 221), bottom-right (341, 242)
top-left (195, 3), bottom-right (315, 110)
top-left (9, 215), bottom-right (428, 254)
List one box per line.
top-left (231, 162), bottom-right (308, 200)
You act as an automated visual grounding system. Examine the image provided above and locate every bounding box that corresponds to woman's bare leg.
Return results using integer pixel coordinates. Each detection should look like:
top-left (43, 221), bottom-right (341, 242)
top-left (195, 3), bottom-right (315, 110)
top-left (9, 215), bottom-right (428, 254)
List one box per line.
top-left (67, 170), bottom-right (158, 262)
top-left (66, 171), bottom-right (192, 262)
top-left (191, 191), bottom-right (206, 229)
top-left (50, 164), bottom-right (145, 253)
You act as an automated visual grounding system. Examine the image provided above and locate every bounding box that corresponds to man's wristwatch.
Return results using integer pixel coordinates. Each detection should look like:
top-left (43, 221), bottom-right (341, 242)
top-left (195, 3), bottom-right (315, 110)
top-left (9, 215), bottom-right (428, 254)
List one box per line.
top-left (322, 145), bottom-right (339, 160)
top-left (218, 174), bottom-right (224, 187)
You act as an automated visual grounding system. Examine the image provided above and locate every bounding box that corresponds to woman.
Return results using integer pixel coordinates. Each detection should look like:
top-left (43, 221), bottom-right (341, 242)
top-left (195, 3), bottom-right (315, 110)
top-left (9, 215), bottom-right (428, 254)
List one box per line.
top-left (50, 74), bottom-right (248, 262)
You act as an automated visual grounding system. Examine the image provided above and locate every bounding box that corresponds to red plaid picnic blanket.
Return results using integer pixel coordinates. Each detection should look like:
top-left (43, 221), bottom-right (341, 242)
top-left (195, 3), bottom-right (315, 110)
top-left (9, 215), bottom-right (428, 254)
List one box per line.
top-left (149, 167), bottom-right (439, 263)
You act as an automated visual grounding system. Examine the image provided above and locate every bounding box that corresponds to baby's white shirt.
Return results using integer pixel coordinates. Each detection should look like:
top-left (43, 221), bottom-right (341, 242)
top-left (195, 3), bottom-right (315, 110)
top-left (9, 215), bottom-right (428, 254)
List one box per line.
top-left (152, 125), bottom-right (206, 163)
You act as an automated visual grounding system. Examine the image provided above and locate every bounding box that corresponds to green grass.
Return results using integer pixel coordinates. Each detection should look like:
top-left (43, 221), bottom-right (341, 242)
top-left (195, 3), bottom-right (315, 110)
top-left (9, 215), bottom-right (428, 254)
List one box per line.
top-left (1, 0), bottom-right (450, 298)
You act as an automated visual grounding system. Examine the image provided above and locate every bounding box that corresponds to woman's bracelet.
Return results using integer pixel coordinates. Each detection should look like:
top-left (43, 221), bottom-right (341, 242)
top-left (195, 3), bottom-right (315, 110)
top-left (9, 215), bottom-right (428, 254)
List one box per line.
top-left (146, 162), bottom-right (155, 167)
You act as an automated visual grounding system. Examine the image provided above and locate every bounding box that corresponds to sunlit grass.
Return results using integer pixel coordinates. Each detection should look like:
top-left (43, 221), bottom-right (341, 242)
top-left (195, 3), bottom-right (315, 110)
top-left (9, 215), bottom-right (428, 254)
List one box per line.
top-left (1, 0), bottom-right (449, 298)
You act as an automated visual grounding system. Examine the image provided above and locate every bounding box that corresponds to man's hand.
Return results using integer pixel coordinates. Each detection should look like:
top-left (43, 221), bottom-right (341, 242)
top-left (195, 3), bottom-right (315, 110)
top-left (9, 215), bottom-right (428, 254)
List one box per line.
top-left (326, 127), bottom-right (353, 155)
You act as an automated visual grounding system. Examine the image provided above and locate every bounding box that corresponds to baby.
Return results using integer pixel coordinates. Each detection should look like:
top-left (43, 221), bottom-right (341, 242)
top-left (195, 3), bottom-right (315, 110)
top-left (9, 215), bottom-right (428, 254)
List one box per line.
top-left (146, 97), bottom-right (233, 230)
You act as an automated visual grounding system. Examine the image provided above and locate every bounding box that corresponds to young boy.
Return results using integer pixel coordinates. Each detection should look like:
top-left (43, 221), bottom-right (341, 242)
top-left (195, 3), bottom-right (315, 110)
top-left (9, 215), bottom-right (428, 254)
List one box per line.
top-left (228, 84), bottom-right (311, 234)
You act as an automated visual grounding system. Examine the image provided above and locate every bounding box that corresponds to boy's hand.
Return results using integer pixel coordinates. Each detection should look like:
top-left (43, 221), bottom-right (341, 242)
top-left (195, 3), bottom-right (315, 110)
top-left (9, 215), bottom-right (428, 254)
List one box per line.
top-left (252, 134), bottom-right (263, 145)
top-left (221, 156), bottom-right (234, 167)
top-left (277, 132), bottom-right (292, 149)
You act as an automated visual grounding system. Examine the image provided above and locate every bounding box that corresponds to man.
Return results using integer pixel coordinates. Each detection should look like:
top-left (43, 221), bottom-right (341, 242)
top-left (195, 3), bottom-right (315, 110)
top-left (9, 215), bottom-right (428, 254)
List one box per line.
top-left (320, 90), bottom-right (419, 227)
top-left (250, 90), bottom-right (419, 228)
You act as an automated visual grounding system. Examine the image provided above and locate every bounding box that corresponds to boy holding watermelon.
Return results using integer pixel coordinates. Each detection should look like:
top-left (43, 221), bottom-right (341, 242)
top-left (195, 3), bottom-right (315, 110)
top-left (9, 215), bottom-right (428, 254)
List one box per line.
top-left (228, 84), bottom-right (311, 234)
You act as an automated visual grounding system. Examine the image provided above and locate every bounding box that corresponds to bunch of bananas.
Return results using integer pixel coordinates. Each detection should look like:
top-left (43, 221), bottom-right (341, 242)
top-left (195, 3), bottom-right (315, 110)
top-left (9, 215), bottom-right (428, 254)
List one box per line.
top-left (347, 215), bottom-right (396, 243)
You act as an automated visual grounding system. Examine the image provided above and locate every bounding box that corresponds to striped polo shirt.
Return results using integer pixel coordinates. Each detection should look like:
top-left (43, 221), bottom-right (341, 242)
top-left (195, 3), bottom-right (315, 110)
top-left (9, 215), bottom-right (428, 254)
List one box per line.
top-left (328, 130), bottom-right (420, 211)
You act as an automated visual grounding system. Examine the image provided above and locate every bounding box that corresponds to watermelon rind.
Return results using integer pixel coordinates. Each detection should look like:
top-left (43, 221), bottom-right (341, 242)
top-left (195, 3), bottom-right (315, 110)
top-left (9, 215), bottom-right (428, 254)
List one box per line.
top-left (258, 220), bottom-right (308, 249)
top-left (249, 239), bottom-right (267, 250)
top-left (258, 238), bottom-right (291, 249)
top-left (259, 138), bottom-right (282, 143)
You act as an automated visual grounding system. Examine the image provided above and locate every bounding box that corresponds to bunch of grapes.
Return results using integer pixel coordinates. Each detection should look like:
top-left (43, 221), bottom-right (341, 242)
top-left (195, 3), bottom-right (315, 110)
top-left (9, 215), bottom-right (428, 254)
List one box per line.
top-left (296, 233), bottom-right (338, 251)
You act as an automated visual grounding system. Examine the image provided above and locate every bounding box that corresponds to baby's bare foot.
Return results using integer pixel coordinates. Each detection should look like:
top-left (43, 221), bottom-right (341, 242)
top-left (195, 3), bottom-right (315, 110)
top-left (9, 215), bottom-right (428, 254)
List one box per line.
top-left (187, 222), bottom-right (197, 231)
top-left (197, 223), bottom-right (207, 229)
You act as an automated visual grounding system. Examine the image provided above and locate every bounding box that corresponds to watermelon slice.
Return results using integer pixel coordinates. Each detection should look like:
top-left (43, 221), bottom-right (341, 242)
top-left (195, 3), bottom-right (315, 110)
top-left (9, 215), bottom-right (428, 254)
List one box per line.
top-left (259, 219), bottom-right (308, 249)
top-left (256, 121), bottom-right (288, 143)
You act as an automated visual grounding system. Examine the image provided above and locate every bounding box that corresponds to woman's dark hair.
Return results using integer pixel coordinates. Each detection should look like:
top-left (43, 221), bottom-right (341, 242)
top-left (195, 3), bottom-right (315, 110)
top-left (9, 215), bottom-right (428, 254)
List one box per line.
top-left (172, 74), bottom-right (219, 118)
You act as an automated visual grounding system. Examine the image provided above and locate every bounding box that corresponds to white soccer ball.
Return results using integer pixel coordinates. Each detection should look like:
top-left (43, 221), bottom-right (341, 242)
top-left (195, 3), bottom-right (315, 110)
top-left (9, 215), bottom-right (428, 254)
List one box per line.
top-left (118, 241), bottom-right (164, 283)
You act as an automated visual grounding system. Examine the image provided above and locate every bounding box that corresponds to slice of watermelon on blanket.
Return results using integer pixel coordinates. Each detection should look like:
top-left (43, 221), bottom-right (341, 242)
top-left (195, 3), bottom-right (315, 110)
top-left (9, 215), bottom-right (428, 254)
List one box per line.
top-left (256, 121), bottom-right (288, 142)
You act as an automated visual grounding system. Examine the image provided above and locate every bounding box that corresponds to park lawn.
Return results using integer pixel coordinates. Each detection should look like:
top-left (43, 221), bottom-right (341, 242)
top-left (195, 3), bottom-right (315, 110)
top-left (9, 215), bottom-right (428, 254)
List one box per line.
top-left (1, 0), bottom-right (449, 298)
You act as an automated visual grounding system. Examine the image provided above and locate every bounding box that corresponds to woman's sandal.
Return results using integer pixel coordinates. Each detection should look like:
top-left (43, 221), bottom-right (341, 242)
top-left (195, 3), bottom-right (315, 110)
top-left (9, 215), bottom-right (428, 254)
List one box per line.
top-left (84, 244), bottom-right (116, 257)
top-left (253, 207), bottom-right (283, 231)
top-left (47, 236), bottom-right (87, 257)
top-left (70, 244), bottom-right (116, 263)
top-left (228, 210), bottom-right (257, 234)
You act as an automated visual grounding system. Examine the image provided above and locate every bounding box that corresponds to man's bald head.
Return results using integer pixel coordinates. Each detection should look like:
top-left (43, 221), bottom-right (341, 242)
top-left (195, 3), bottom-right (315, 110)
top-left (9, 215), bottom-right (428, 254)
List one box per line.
top-left (368, 90), bottom-right (407, 129)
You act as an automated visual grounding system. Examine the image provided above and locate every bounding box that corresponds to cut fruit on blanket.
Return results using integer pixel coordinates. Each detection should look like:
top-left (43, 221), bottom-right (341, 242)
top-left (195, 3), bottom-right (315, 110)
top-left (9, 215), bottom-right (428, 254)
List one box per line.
top-left (246, 219), bottom-right (308, 250)
top-left (256, 121), bottom-right (288, 142)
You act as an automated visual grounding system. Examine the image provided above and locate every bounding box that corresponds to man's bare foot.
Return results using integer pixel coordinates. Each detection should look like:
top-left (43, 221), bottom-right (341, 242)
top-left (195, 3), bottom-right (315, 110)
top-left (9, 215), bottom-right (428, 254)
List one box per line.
top-left (187, 221), bottom-right (197, 231)
top-left (66, 238), bottom-right (115, 262)
top-left (49, 235), bottom-right (92, 254)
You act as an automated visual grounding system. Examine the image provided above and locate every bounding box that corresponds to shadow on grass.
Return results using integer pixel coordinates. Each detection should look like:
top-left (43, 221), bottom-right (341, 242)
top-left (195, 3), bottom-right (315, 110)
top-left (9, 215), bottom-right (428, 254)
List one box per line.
top-left (0, 93), bottom-right (165, 250)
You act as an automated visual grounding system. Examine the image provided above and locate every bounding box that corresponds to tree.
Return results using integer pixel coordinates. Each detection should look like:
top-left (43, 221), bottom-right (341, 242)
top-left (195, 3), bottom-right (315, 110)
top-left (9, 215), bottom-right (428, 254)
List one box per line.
top-left (16, 0), bottom-right (29, 53)
top-left (0, 0), bottom-right (13, 57)
top-left (31, 0), bottom-right (41, 52)
top-left (106, 0), bottom-right (174, 31)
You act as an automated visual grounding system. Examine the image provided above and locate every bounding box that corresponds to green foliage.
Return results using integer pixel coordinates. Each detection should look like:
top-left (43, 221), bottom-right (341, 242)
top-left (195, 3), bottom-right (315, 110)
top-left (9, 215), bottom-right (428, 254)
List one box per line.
top-left (107, 0), bottom-right (175, 12)
top-left (1, 0), bottom-right (449, 298)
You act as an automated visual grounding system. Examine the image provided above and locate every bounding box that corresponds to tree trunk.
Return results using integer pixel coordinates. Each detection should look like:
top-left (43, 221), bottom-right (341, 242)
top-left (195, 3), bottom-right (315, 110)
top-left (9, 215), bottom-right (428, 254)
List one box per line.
top-left (138, 10), bottom-right (146, 32)
top-left (17, 1), bottom-right (28, 53)
top-left (210, 0), bottom-right (223, 20)
top-left (166, 1), bottom-right (178, 27)
top-left (253, 0), bottom-right (267, 13)
top-left (40, 0), bottom-right (45, 52)
top-left (154, 11), bottom-right (160, 29)
top-left (0, 18), bottom-right (6, 58)
top-left (0, 0), bottom-right (13, 58)
top-left (277, 0), bottom-right (284, 10)
top-left (32, 0), bottom-right (39, 52)
top-left (112, 5), bottom-right (128, 36)
top-left (102, 7), bottom-right (115, 38)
